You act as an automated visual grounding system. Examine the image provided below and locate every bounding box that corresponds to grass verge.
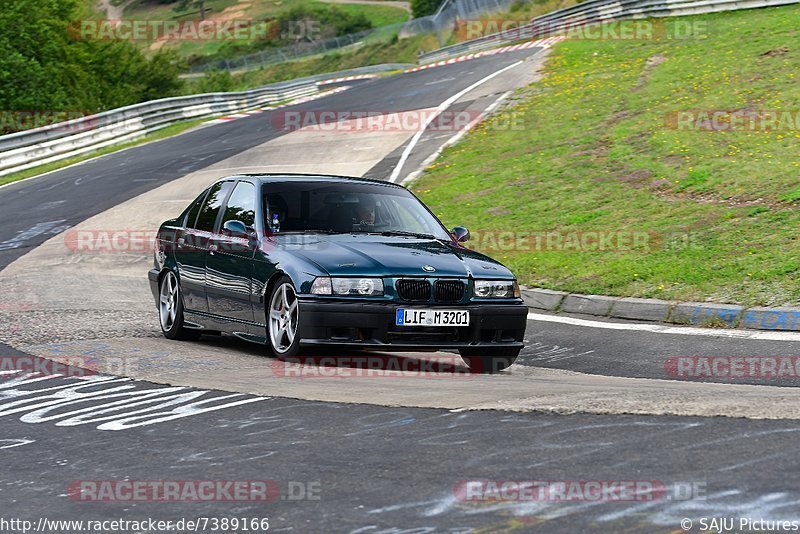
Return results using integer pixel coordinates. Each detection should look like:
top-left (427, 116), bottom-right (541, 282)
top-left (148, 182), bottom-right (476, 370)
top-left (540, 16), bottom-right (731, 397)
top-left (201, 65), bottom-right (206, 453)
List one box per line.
top-left (331, 3), bottom-right (409, 27)
top-left (413, 5), bottom-right (800, 306)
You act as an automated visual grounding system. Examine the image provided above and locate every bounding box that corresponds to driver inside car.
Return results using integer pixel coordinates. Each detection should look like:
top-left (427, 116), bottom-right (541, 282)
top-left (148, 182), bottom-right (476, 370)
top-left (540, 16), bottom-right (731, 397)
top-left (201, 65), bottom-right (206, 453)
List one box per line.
top-left (355, 197), bottom-right (377, 226)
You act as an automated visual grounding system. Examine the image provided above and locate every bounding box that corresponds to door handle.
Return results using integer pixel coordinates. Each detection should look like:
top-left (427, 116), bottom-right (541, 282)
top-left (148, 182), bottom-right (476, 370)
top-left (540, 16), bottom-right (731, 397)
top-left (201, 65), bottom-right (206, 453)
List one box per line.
top-left (177, 237), bottom-right (185, 249)
top-left (209, 243), bottom-right (218, 255)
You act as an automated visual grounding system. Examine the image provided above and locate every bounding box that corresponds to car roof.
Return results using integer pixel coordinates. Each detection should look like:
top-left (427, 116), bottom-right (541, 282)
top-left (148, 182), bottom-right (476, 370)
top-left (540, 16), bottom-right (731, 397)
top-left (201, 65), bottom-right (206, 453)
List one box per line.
top-left (221, 173), bottom-right (406, 189)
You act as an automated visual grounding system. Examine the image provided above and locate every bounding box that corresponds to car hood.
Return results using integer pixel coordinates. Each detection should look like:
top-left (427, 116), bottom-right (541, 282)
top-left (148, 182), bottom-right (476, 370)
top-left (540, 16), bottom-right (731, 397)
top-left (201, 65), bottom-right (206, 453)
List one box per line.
top-left (272, 234), bottom-right (514, 279)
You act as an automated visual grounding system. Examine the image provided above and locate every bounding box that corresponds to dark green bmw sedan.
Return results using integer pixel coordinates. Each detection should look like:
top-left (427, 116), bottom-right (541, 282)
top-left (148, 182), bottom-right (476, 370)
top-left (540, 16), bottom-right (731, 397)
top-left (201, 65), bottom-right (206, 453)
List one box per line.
top-left (148, 174), bottom-right (527, 373)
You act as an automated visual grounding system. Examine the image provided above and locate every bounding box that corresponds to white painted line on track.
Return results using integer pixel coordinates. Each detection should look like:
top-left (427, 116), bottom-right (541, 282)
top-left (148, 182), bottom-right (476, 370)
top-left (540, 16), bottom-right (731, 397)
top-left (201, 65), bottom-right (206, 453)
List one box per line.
top-left (401, 90), bottom-right (513, 186)
top-left (389, 60), bottom-right (524, 183)
top-left (527, 312), bottom-right (800, 341)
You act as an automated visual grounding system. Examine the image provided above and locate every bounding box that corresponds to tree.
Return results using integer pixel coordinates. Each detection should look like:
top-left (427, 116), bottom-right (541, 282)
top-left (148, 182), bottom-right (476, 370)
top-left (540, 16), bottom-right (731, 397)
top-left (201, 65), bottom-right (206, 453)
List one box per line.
top-left (411, 0), bottom-right (441, 18)
top-left (0, 0), bottom-right (184, 129)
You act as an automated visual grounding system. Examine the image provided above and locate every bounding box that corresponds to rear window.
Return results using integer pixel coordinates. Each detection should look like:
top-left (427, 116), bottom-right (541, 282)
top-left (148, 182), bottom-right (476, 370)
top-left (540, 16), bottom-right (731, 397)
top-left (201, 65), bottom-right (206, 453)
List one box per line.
top-left (184, 189), bottom-right (209, 229)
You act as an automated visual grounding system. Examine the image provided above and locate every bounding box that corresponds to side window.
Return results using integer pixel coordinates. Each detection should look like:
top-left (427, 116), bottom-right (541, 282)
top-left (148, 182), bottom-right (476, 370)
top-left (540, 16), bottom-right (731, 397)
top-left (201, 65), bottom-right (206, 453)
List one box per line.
top-left (196, 181), bottom-right (235, 232)
top-left (221, 182), bottom-right (256, 228)
top-left (185, 189), bottom-right (209, 229)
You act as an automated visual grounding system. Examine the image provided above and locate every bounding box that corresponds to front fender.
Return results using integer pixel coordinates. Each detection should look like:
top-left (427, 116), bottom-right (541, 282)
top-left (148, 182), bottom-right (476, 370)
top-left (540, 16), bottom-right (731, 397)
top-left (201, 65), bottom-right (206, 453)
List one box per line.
top-left (254, 245), bottom-right (328, 304)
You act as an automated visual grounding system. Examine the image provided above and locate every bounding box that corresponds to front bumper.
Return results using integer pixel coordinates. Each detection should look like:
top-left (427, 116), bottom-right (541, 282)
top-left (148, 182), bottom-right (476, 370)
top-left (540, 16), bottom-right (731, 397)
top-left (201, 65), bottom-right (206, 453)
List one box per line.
top-left (297, 298), bottom-right (527, 350)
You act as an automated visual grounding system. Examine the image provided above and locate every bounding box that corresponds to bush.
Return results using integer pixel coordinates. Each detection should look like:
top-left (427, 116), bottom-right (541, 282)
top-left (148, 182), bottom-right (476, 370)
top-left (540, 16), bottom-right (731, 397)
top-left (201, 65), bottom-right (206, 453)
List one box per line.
top-left (192, 70), bottom-right (235, 93)
top-left (411, 0), bottom-right (441, 18)
top-left (189, 4), bottom-right (375, 67)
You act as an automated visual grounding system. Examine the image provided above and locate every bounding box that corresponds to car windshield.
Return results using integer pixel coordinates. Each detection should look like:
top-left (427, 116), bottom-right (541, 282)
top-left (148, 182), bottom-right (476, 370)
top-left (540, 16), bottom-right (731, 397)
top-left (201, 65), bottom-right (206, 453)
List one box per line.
top-left (263, 181), bottom-right (451, 240)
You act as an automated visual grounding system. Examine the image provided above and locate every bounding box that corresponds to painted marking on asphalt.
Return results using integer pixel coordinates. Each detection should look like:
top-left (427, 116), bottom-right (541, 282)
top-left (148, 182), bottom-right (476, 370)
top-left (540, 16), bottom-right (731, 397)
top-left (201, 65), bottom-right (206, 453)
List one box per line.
top-left (389, 60), bottom-right (524, 183)
top-left (425, 77), bottom-right (456, 86)
top-left (523, 340), bottom-right (595, 363)
top-left (0, 373), bottom-right (266, 431)
top-left (37, 180), bottom-right (66, 192)
top-left (0, 220), bottom-right (70, 251)
top-left (38, 200), bottom-right (66, 210)
top-left (203, 86), bottom-right (351, 126)
top-left (316, 74), bottom-right (378, 85)
top-left (527, 312), bottom-right (800, 341)
top-left (0, 438), bottom-right (35, 449)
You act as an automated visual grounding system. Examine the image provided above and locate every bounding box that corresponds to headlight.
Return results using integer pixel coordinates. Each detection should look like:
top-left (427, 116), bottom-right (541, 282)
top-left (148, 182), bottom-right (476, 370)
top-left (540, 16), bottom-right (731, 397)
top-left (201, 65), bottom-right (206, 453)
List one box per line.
top-left (474, 280), bottom-right (519, 298)
top-left (310, 277), bottom-right (384, 296)
top-left (310, 277), bottom-right (332, 295)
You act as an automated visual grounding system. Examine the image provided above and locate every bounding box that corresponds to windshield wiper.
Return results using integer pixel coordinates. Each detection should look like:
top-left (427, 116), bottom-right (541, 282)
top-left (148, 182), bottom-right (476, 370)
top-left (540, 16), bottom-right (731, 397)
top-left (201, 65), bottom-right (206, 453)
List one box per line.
top-left (276, 229), bottom-right (342, 235)
top-left (376, 230), bottom-right (437, 239)
top-left (280, 230), bottom-right (440, 239)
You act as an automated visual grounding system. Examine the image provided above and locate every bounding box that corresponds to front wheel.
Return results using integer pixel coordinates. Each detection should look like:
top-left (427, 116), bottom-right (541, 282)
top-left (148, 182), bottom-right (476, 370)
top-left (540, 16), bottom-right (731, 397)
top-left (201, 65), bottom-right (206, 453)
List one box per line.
top-left (266, 276), bottom-right (301, 358)
top-left (159, 270), bottom-right (200, 341)
top-left (459, 347), bottom-right (520, 374)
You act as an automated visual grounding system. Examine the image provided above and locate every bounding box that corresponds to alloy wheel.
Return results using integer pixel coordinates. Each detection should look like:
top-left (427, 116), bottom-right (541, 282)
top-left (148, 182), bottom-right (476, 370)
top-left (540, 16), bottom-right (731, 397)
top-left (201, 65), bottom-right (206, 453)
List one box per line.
top-left (268, 282), bottom-right (299, 354)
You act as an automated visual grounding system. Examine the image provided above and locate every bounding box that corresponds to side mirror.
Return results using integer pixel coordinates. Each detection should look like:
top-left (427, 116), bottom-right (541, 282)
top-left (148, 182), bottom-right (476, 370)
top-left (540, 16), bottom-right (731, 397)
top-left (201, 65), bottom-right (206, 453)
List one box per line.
top-left (451, 226), bottom-right (470, 243)
top-left (222, 220), bottom-right (250, 239)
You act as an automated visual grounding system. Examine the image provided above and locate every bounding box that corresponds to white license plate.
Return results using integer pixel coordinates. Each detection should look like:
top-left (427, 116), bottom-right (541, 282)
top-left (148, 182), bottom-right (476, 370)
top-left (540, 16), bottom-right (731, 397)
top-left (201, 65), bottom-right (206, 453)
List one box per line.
top-left (396, 308), bottom-right (470, 327)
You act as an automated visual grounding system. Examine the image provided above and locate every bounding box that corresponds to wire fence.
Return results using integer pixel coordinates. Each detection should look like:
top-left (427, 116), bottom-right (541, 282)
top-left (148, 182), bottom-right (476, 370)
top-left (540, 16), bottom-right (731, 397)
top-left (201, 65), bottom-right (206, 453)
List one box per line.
top-left (189, 23), bottom-right (405, 74)
top-left (188, 0), bottom-right (521, 74)
top-left (401, 0), bottom-right (519, 46)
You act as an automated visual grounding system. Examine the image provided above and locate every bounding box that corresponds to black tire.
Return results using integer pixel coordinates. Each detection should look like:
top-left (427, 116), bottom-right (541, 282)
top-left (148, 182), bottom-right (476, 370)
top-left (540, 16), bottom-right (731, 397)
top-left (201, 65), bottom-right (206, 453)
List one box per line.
top-left (459, 347), bottom-right (520, 373)
top-left (265, 276), bottom-right (302, 358)
top-left (158, 270), bottom-right (201, 341)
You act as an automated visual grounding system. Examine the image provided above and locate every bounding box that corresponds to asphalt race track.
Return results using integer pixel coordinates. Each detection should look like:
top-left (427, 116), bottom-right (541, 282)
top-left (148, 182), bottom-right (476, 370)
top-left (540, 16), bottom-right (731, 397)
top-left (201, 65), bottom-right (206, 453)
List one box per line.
top-left (2, 46), bottom-right (800, 532)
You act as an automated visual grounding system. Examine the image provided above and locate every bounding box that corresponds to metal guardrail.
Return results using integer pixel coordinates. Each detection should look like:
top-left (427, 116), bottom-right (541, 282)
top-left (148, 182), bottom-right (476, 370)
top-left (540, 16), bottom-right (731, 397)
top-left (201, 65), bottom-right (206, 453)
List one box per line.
top-left (0, 64), bottom-right (408, 179)
top-left (419, 0), bottom-right (800, 62)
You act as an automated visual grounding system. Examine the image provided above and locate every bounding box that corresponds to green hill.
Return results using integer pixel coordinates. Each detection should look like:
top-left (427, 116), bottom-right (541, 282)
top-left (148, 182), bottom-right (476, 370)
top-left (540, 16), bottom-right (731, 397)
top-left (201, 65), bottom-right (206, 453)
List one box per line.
top-left (413, 5), bottom-right (800, 306)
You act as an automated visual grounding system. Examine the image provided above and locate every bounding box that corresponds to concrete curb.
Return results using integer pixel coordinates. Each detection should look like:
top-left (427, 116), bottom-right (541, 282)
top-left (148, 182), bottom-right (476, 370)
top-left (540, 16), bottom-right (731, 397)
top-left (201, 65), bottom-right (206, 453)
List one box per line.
top-left (521, 287), bottom-right (800, 332)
